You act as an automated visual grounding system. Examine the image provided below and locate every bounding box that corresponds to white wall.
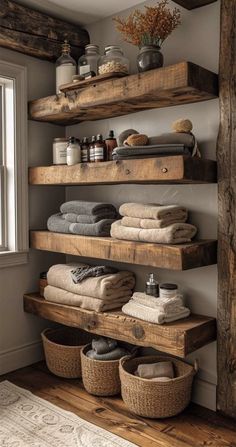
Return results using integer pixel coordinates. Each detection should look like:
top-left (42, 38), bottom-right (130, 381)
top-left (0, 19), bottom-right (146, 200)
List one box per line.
top-left (0, 47), bottom-right (65, 375)
top-left (66, 0), bottom-right (220, 410)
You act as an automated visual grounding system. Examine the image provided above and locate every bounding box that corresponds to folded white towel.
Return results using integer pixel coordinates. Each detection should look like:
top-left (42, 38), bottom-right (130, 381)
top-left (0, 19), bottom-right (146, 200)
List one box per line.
top-left (132, 292), bottom-right (183, 312)
top-left (122, 301), bottom-right (190, 324)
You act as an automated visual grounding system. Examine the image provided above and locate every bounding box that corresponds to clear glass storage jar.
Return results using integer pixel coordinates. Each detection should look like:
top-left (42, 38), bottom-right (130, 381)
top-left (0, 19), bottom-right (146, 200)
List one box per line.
top-left (78, 44), bottom-right (100, 76)
top-left (98, 46), bottom-right (129, 75)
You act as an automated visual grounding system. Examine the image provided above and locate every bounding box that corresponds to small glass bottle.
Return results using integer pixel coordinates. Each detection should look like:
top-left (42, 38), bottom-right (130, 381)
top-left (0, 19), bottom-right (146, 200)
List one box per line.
top-left (81, 137), bottom-right (90, 162)
top-left (56, 40), bottom-right (77, 94)
top-left (78, 44), bottom-right (100, 76)
top-left (66, 137), bottom-right (81, 166)
top-left (94, 134), bottom-right (106, 162)
top-left (105, 130), bottom-right (117, 161)
top-left (146, 273), bottom-right (159, 297)
top-left (98, 46), bottom-right (129, 75)
top-left (89, 136), bottom-right (96, 163)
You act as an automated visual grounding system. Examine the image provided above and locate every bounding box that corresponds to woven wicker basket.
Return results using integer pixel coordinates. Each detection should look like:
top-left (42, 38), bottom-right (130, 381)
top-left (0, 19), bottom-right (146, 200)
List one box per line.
top-left (42, 327), bottom-right (93, 379)
top-left (81, 343), bottom-right (123, 396)
top-left (119, 355), bottom-right (197, 419)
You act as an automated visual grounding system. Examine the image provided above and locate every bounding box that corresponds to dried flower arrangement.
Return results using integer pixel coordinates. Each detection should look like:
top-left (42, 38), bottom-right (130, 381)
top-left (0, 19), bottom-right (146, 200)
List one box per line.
top-left (113, 0), bottom-right (181, 48)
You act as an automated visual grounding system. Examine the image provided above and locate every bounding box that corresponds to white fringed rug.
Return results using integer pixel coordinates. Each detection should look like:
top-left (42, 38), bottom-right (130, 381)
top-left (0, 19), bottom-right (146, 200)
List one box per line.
top-left (0, 381), bottom-right (137, 447)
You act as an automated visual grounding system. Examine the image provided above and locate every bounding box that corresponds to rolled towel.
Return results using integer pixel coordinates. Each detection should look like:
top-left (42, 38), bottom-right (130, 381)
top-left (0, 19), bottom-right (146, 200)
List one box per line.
top-left (86, 347), bottom-right (129, 361)
top-left (62, 211), bottom-right (118, 224)
top-left (121, 215), bottom-right (187, 229)
top-left (119, 203), bottom-right (187, 221)
top-left (60, 201), bottom-right (117, 216)
top-left (47, 213), bottom-right (71, 234)
top-left (92, 337), bottom-right (117, 355)
top-left (122, 301), bottom-right (190, 324)
top-left (111, 220), bottom-right (197, 244)
top-left (44, 285), bottom-right (130, 312)
top-left (132, 292), bottom-right (183, 312)
top-left (47, 264), bottom-right (135, 300)
top-left (135, 361), bottom-right (174, 379)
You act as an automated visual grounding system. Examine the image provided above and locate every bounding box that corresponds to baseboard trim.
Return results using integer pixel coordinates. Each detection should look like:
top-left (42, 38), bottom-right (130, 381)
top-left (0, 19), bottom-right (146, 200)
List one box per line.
top-left (0, 340), bottom-right (44, 375)
top-left (192, 377), bottom-right (216, 411)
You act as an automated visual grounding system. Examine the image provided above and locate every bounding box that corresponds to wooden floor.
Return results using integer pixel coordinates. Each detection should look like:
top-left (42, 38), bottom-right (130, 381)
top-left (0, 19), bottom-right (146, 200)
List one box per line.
top-left (1, 362), bottom-right (236, 447)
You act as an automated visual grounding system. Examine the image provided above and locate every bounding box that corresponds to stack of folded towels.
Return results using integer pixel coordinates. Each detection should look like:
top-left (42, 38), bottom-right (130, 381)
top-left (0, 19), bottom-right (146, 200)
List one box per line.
top-left (44, 263), bottom-right (135, 312)
top-left (122, 292), bottom-right (190, 324)
top-left (47, 200), bottom-right (118, 237)
top-left (111, 202), bottom-right (197, 244)
top-left (86, 337), bottom-right (130, 360)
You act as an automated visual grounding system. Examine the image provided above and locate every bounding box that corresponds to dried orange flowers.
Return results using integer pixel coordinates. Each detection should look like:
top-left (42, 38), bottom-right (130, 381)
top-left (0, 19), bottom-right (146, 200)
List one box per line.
top-left (113, 0), bottom-right (181, 48)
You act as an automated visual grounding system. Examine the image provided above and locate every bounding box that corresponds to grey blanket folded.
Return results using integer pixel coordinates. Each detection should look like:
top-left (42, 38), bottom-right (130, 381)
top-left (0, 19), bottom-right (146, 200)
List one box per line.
top-left (71, 266), bottom-right (118, 284)
top-left (112, 145), bottom-right (190, 160)
top-left (86, 347), bottom-right (129, 361)
top-left (60, 201), bottom-right (117, 216)
top-left (47, 213), bottom-right (115, 237)
top-left (62, 212), bottom-right (118, 224)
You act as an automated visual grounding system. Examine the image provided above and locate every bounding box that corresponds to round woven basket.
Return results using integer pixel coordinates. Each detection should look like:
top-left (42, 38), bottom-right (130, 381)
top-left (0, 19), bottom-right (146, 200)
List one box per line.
top-left (81, 343), bottom-right (123, 396)
top-left (119, 355), bottom-right (197, 419)
top-left (41, 327), bottom-right (93, 379)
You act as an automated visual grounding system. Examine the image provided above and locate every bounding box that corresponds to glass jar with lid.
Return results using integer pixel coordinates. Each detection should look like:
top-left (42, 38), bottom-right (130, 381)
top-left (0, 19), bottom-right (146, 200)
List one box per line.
top-left (78, 44), bottom-right (100, 76)
top-left (56, 40), bottom-right (76, 94)
top-left (98, 46), bottom-right (129, 75)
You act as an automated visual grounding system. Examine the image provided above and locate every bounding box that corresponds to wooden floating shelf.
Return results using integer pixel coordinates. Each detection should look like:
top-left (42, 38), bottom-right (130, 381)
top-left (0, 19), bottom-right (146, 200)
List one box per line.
top-left (24, 294), bottom-right (216, 358)
top-left (174, 0), bottom-right (217, 9)
top-left (29, 156), bottom-right (217, 185)
top-left (30, 231), bottom-right (217, 271)
top-left (28, 62), bottom-right (218, 125)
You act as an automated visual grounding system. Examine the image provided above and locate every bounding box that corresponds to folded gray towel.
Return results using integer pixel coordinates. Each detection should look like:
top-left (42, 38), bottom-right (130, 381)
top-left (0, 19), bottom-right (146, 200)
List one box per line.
top-left (47, 213), bottom-right (115, 237)
top-left (60, 201), bottom-right (117, 216)
top-left (86, 347), bottom-right (129, 361)
top-left (112, 145), bottom-right (190, 160)
top-left (71, 266), bottom-right (118, 283)
top-left (62, 212), bottom-right (118, 224)
top-left (92, 337), bottom-right (117, 355)
top-left (149, 133), bottom-right (195, 149)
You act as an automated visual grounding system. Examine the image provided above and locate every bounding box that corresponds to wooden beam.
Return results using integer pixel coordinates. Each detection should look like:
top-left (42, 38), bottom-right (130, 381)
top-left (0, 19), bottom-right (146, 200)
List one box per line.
top-left (174, 0), bottom-right (217, 9)
top-left (0, 0), bottom-right (89, 61)
top-left (24, 294), bottom-right (216, 358)
top-left (28, 62), bottom-right (218, 124)
top-left (29, 156), bottom-right (217, 186)
top-left (217, 0), bottom-right (236, 419)
top-left (30, 231), bottom-right (217, 271)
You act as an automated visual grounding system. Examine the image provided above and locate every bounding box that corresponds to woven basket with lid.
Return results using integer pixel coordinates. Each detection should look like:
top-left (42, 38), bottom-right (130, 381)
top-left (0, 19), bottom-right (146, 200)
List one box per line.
top-left (119, 355), bottom-right (197, 419)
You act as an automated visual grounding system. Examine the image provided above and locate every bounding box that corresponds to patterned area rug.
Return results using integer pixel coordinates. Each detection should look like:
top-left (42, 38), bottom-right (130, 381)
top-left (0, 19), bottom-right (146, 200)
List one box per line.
top-left (0, 381), bottom-right (137, 447)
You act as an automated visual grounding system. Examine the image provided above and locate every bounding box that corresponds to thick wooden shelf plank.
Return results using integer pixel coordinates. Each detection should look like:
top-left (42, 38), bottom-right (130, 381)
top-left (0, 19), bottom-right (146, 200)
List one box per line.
top-left (24, 293), bottom-right (217, 358)
top-left (28, 62), bottom-right (218, 125)
top-left (29, 156), bottom-right (217, 185)
top-left (174, 0), bottom-right (217, 9)
top-left (30, 231), bottom-right (217, 271)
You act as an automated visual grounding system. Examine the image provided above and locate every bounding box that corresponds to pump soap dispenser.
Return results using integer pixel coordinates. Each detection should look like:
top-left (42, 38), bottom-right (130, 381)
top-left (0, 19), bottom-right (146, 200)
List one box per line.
top-left (146, 273), bottom-right (159, 297)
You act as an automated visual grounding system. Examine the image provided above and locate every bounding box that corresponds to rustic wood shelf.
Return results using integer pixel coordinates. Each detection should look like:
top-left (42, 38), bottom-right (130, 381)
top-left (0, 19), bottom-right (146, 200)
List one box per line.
top-left (28, 62), bottom-right (218, 125)
top-left (24, 293), bottom-right (216, 358)
top-left (29, 156), bottom-right (217, 185)
top-left (174, 0), bottom-right (217, 9)
top-left (30, 231), bottom-right (217, 271)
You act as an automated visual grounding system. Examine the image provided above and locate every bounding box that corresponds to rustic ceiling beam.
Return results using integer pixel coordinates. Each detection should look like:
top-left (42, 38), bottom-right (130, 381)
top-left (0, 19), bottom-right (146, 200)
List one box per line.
top-left (217, 0), bottom-right (236, 419)
top-left (0, 0), bottom-right (89, 61)
top-left (174, 0), bottom-right (217, 9)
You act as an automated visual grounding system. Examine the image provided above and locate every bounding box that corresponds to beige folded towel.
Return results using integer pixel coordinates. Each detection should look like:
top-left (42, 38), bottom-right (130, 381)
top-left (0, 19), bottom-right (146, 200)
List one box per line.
top-left (132, 292), bottom-right (183, 312)
top-left (121, 215), bottom-right (187, 229)
top-left (119, 203), bottom-right (187, 220)
top-left (135, 361), bottom-right (174, 379)
top-left (47, 264), bottom-right (135, 300)
top-left (122, 301), bottom-right (190, 324)
top-left (111, 221), bottom-right (197, 244)
top-left (44, 285), bottom-right (130, 312)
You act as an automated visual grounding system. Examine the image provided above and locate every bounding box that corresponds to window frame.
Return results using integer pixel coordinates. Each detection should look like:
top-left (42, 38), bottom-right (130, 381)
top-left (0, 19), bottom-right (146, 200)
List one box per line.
top-left (0, 60), bottom-right (28, 268)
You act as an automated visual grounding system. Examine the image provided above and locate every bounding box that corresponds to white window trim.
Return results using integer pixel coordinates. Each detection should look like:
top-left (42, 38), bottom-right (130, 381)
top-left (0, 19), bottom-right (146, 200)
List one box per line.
top-left (0, 60), bottom-right (28, 268)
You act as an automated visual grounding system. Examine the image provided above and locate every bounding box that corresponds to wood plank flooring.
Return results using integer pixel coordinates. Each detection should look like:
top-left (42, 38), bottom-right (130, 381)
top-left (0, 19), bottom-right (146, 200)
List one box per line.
top-left (1, 362), bottom-right (236, 447)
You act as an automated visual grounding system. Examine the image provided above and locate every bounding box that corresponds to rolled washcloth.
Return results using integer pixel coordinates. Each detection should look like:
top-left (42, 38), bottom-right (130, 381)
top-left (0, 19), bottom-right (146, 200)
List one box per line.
top-left (47, 264), bottom-right (135, 300)
top-left (132, 292), bottom-right (183, 312)
top-left (44, 285), bottom-right (130, 312)
top-left (122, 301), bottom-right (190, 324)
top-left (135, 361), bottom-right (174, 379)
top-left (86, 347), bottom-right (129, 360)
top-left (92, 337), bottom-right (117, 354)
top-left (111, 220), bottom-right (197, 244)
top-left (62, 211), bottom-right (118, 224)
top-left (60, 201), bottom-right (117, 216)
top-left (119, 203), bottom-right (187, 221)
top-left (47, 213), bottom-right (116, 237)
top-left (121, 215), bottom-right (187, 229)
